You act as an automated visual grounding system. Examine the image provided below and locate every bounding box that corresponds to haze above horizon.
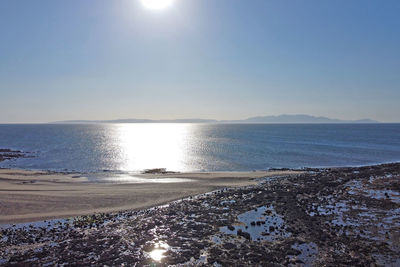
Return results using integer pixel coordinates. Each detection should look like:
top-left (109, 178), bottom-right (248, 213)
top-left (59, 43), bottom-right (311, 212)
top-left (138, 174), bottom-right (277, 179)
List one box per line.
top-left (1, 0), bottom-right (399, 123)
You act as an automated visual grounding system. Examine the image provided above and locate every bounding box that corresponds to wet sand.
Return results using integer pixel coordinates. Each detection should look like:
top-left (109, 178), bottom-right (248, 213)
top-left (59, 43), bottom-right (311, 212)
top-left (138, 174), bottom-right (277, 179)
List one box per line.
top-left (0, 169), bottom-right (299, 224)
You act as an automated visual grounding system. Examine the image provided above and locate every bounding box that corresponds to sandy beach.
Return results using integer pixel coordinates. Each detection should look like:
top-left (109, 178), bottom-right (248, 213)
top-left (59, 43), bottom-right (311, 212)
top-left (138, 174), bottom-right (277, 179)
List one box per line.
top-left (0, 168), bottom-right (299, 224)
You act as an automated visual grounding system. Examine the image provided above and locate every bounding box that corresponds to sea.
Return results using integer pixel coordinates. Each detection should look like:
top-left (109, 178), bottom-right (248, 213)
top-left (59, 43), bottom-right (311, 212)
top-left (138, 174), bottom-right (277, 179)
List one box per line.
top-left (0, 123), bottom-right (400, 174)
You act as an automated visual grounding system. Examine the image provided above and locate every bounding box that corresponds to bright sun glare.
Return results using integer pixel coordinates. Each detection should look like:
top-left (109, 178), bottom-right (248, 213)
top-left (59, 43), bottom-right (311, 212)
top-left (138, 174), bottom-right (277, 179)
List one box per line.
top-left (140, 0), bottom-right (175, 10)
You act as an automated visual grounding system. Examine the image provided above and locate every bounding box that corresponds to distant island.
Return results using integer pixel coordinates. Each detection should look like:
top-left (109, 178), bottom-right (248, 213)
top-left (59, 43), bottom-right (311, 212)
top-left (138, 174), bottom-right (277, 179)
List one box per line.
top-left (52, 114), bottom-right (379, 124)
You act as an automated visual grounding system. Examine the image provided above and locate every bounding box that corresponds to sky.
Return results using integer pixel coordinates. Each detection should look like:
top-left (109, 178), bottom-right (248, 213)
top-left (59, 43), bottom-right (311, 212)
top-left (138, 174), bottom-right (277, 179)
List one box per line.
top-left (0, 0), bottom-right (399, 123)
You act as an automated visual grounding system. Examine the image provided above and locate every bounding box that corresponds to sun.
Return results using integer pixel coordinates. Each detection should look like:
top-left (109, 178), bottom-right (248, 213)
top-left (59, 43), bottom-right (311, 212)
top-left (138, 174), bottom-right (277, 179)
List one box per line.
top-left (140, 0), bottom-right (175, 10)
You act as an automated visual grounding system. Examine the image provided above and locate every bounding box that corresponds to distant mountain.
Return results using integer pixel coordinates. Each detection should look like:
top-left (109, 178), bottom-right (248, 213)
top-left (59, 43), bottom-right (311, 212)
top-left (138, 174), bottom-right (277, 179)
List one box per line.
top-left (236, 114), bottom-right (379, 124)
top-left (52, 115), bottom-right (379, 124)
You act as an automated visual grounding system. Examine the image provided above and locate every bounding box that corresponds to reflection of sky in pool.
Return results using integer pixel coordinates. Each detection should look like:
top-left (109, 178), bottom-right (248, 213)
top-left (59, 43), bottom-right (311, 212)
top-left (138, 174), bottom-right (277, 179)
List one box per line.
top-left (220, 205), bottom-right (290, 241)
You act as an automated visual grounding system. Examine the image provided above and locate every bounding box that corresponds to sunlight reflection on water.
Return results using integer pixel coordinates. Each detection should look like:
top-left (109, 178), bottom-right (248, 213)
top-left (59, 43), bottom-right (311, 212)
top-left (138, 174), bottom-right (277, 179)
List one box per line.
top-left (2, 124), bottom-right (400, 173)
top-left (117, 123), bottom-right (189, 172)
top-left (89, 174), bottom-right (193, 183)
top-left (148, 241), bottom-right (170, 262)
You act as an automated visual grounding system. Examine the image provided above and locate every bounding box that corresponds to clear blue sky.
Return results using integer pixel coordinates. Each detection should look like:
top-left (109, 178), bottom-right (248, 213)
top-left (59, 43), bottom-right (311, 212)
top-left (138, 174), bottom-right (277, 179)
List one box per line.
top-left (1, 0), bottom-right (399, 123)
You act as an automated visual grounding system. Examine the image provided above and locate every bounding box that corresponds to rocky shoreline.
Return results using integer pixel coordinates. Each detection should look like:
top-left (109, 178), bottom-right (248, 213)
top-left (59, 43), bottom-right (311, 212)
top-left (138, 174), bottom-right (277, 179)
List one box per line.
top-left (1, 163), bottom-right (400, 266)
top-left (0, 149), bottom-right (28, 163)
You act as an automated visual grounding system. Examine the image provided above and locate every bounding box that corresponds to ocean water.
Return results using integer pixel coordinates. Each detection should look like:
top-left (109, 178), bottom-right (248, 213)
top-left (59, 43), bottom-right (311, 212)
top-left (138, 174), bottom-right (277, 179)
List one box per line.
top-left (0, 123), bottom-right (400, 173)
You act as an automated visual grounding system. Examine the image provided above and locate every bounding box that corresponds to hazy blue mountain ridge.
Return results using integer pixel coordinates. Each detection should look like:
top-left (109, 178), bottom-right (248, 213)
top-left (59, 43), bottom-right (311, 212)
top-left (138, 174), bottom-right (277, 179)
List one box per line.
top-left (52, 114), bottom-right (379, 124)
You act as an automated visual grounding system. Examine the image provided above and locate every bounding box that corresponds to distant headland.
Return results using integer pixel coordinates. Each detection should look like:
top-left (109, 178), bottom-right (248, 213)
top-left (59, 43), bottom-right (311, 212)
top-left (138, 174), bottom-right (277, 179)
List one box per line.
top-left (52, 114), bottom-right (379, 124)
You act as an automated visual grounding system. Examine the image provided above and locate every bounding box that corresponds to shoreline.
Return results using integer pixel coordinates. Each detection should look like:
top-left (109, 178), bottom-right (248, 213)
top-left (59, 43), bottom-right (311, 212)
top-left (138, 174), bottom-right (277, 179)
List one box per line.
top-left (2, 157), bottom-right (400, 177)
top-left (3, 158), bottom-right (400, 172)
top-left (0, 168), bottom-right (300, 224)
